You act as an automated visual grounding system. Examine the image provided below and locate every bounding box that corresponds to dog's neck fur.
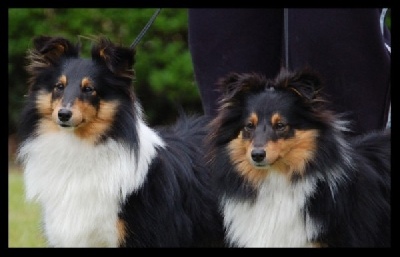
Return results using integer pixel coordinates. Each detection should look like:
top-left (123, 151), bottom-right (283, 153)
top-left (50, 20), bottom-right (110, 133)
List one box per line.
top-left (222, 171), bottom-right (319, 247)
top-left (17, 119), bottom-right (165, 247)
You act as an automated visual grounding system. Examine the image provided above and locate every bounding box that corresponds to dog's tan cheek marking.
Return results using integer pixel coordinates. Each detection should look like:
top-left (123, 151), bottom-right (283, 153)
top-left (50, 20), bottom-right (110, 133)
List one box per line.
top-left (228, 132), bottom-right (269, 186)
top-left (36, 91), bottom-right (53, 116)
top-left (117, 218), bottom-right (126, 247)
top-left (36, 91), bottom-right (60, 134)
top-left (74, 100), bottom-right (119, 144)
top-left (272, 129), bottom-right (318, 177)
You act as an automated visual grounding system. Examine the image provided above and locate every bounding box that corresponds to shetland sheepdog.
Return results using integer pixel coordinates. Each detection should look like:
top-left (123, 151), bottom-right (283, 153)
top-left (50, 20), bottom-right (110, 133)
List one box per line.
top-left (16, 36), bottom-right (225, 247)
top-left (207, 68), bottom-right (391, 247)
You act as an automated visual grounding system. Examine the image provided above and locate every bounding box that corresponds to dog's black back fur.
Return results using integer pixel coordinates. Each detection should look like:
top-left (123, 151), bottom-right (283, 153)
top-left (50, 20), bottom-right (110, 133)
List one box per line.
top-left (307, 129), bottom-right (391, 247)
top-left (120, 115), bottom-right (225, 247)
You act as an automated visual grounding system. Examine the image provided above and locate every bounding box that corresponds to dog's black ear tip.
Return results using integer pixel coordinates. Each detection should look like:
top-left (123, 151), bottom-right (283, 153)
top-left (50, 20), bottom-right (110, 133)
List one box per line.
top-left (90, 38), bottom-right (135, 78)
top-left (297, 66), bottom-right (322, 79)
top-left (294, 67), bottom-right (324, 87)
top-left (218, 72), bottom-right (240, 85)
top-left (32, 35), bottom-right (53, 48)
top-left (33, 35), bottom-right (68, 44)
top-left (30, 35), bottom-right (78, 59)
top-left (288, 67), bottom-right (325, 101)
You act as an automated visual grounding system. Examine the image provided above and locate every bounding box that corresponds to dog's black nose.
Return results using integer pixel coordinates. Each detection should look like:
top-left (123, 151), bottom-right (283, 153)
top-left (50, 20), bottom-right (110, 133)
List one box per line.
top-left (251, 148), bottom-right (266, 163)
top-left (58, 108), bottom-right (72, 122)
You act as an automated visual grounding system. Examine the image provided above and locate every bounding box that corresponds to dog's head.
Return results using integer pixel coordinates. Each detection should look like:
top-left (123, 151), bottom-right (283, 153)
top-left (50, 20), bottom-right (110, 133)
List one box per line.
top-left (24, 36), bottom-right (136, 143)
top-left (209, 68), bottom-right (334, 184)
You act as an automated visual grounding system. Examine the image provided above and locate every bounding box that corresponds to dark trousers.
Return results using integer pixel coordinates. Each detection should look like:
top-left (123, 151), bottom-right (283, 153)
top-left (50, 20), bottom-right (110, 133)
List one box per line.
top-left (188, 8), bottom-right (391, 135)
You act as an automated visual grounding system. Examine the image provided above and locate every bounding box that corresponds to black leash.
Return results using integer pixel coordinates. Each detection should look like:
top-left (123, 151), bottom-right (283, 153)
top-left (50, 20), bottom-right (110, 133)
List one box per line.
top-left (130, 8), bottom-right (162, 49)
top-left (284, 8), bottom-right (289, 70)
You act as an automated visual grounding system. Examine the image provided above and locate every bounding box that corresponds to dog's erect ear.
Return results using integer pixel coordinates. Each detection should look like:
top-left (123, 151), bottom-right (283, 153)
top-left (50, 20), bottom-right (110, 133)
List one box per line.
top-left (216, 72), bottom-right (241, 99)
top-left (276, 67), bottom-right (323, 101)
top-left (33, 36), bottom-right (78, 58)
top-left (217, 72), bottom-right (268, 103)
top-left (91, 37), bottom-right (135, 79)
top-left (26, 36), bottom-right (79, 73)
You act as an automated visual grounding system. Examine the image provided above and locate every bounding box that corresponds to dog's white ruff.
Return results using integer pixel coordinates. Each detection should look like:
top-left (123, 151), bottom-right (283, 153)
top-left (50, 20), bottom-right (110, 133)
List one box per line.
top-left (18, 120), bottom-right (165, 247)
top-left (222, 172), bottom-right (320, 247)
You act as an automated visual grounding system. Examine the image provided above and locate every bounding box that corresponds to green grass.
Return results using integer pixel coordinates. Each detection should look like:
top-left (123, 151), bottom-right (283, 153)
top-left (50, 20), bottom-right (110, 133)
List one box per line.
top-left (8, 166), bottom-right (47, 247)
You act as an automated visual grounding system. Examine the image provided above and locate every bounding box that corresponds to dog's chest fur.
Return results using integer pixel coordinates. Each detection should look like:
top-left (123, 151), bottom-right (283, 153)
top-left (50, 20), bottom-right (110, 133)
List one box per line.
top-left (222, 172), bottom-right (319, 247)
top-left (18, 121), bottom-right (164, 247)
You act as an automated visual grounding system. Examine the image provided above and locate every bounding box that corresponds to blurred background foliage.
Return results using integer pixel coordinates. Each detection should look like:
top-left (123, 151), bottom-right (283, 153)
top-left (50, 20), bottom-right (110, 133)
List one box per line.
top-left (8, 8), bottom-right (201, 139)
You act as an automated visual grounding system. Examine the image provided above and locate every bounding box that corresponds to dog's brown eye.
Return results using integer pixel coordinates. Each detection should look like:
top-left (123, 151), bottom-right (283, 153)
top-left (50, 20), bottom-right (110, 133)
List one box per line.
top-left (244, 122), bottom-right (255, 131)
top-left (82, 86), bottom-right (94, 93)
top-left (274, 122), bottom-right (286, 131)
top-left (54, 83), bottom-right (64, 91)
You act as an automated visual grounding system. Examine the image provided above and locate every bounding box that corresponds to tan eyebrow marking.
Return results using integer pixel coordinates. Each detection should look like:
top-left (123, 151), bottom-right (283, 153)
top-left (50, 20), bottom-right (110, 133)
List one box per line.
top-left (59, 75), bottom-right (67, 86)
top-left (81, 77), bottom-right (92, 88)
top-left (248, 112), bottom-right (258, 126)
top-left (271, 113), bottom-right (282, 125)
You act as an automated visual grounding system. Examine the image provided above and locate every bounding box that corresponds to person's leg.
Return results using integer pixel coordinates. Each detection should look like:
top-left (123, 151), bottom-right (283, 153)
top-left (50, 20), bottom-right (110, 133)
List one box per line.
top-left (288, 8), bottom-right (391, 135)
top-left (188, 9), bottom-right (284, 116)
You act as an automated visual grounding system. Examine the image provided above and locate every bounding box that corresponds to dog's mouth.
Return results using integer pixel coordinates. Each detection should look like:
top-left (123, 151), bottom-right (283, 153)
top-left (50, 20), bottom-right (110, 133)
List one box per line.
top-left (251, 160), bottom-right (271, 169)
top-left (57, 122), bottom-right (76, 129)
top-left (59, 122), bottom-right (72, 128)
top-left (56, 119), bottom-right (84, 129)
